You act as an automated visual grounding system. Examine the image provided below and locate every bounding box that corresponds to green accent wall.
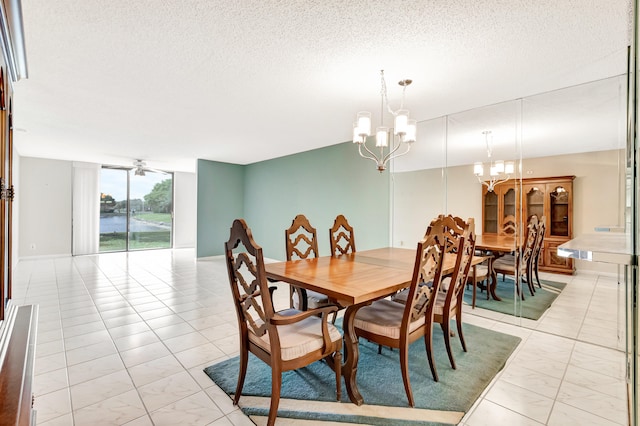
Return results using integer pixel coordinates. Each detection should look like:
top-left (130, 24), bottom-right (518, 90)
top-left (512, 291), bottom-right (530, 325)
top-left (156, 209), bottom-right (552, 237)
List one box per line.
top-left (196, 142), bottom-right (390, 260)
top-left (196, 159), bottom-right (244, 257)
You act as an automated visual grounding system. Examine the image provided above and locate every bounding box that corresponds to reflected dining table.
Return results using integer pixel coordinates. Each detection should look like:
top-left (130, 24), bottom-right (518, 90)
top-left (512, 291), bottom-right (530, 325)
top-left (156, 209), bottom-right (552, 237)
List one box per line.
top-left (264, 247), bottom-right (485, 405)
top-left (474, 234), bottom-right (518, 302)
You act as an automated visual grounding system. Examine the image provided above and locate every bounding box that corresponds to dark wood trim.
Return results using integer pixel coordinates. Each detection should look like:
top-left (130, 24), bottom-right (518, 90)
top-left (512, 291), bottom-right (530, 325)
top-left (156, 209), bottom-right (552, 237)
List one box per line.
top-left (0, 305), bottom-right (38, 426)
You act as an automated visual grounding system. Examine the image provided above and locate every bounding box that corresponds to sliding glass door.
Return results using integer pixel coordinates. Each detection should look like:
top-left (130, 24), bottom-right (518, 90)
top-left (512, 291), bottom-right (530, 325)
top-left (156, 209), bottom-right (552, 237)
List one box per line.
top-left (100, 166), bottom-right (173, 252)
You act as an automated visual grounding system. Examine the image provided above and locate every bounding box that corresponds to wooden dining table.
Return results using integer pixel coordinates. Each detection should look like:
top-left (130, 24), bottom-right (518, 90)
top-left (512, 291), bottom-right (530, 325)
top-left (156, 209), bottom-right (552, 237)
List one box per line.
top-left (474, 234), bottom-right (518, 301)
top-left (264, 247), bottom-right (485, 405)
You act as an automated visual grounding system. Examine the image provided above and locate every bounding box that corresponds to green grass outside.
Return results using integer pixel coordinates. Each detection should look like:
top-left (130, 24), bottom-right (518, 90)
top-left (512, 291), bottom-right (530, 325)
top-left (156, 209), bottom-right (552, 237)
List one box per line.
top-left (100, 231), bottom-right (171, 252)
top-left (132, 212), bottom-right (171, 224)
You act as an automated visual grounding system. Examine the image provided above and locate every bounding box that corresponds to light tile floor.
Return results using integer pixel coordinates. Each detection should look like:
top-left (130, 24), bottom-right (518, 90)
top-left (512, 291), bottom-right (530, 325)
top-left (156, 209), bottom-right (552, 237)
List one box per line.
top-left (10, 249), bottom-right (627, 425)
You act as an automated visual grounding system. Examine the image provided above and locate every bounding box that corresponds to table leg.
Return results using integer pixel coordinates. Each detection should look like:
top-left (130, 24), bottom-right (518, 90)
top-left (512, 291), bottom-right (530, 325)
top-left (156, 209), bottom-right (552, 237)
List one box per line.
top-left (342, 304), bottom-right (365, 405)
top-left (487, 257), bottom-right (502, 301)
top-left (472, 265), bottom-right (477, 308)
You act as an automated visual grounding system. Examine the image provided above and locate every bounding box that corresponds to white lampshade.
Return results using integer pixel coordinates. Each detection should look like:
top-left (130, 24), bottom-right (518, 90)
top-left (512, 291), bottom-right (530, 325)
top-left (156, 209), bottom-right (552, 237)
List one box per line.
top-left (394, 110), bottom-right (409, 135)
top-left (473, 162), bottom-right (484, 176)
top-left (403, 119), bottom-right (417, 143)
top-left (490, 165), bottom-right (498, 176)
top-left (376, 127), bottom-right (388, 147)
top-left (505, 161), bottom-right (515, 174)
top-left (352, 123), bottom-right (362, 144)
top-left (356, 111), bottom-right (371, 136)
top-left (494, 160), bottom-right (504, 174)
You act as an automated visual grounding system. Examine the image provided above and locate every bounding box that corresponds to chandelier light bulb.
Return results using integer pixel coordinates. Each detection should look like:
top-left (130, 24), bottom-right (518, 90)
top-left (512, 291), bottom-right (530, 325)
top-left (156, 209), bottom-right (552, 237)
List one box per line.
top-left (352, 123), bottom-right (363, 144)
top-left (376, 127), bottom-right (389, 147)
top-left (356, 112), bottom-right (371, 137)
top-left (505, 161), bottom-right (515, 174)
top-left (394, 110), bottom-right (409, 135)
top-left (403, 119), bottom-right (417, 143)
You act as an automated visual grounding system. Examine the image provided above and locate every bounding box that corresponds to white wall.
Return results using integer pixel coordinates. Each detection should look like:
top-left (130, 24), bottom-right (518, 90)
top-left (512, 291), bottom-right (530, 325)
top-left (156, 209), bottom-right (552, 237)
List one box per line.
top-left (392, 149), bottom-right (625, 273)
top-left (173, 171), bottom-right (196, 248)
top-left (19, 157), bottom-right (72, 257)
top-left (12, 153), bottom-right (20, 268)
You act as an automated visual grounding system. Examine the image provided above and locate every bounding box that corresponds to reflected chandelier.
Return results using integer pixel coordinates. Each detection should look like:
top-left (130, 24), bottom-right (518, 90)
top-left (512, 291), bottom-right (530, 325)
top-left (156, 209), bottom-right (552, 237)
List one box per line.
top-left (352, 70), bottom-right (417, 172)
top-left (473, 130), bottom-right (515, 192)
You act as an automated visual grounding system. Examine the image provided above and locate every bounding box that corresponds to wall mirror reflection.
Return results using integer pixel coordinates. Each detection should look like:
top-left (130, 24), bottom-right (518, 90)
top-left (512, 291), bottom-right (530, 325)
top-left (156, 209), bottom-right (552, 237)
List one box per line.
top-left (392, 74), bottom-right (626, 357)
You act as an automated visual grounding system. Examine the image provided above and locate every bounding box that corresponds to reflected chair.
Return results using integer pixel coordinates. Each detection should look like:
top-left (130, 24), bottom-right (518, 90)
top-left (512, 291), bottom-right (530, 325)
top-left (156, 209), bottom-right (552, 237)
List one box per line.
top-left (225, 219), bottom-right (342, 426)
top-left (430, 218), bottom-right (476, 371)
top-left (285, 214), bottom-right (332, 314)
top-left (353, 231), bottom-right (447, 406)
top-left (500, 215), bottom-right (517, 236)
top-left (531, 216), bottom-right (546, 288)
top-left (330, 214), bottom-right (356, 256)
top-left (493, 215), bottom-right (539, 299)
top-left (466, 255), bottom-right (492, 308)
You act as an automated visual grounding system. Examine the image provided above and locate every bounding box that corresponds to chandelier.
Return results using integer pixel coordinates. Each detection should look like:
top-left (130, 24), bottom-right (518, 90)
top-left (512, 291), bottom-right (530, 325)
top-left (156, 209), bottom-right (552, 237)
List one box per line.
top-left (473, 130), bottom-right (515, 192)
top-left (352, 70), bottom-right (417, 172)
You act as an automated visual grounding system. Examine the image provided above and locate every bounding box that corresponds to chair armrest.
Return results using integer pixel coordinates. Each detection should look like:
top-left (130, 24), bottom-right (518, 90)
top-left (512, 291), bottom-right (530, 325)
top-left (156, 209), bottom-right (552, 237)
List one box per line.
top-left (271, 305), bottom-right (339, 326)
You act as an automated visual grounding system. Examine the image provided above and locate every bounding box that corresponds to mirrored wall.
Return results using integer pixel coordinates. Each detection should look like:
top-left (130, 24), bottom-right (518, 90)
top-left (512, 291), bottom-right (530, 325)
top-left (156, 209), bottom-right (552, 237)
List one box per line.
top-left (391, 74), bottom-right (627, 352)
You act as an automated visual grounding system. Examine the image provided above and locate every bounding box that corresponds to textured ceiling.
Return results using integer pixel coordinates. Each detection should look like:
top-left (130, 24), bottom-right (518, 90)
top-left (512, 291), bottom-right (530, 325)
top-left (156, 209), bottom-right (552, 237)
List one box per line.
top-left (11, 0), bottom-right (632, 172)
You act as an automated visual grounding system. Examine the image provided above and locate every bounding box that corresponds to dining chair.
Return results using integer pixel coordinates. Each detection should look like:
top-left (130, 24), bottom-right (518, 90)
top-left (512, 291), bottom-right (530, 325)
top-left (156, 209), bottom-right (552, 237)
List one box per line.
top-left (353, 231), bottom-right (447, 406)
top-left (531, 216), bottom-right (546, 288)
top-left (466, 255), bottom-right (492, 308)
top-left (330, 214), bottom-right (356, 256)
top-left (225, 219), bottom-right (343, 426)
top-left (285, 214), bottom-right (332, 313)
top-left (493, 215), bottom-right (539, 298)
top-left (392, 214), bottom-right (469, 305)
top-left (429, 217), bottom-right (476, 371)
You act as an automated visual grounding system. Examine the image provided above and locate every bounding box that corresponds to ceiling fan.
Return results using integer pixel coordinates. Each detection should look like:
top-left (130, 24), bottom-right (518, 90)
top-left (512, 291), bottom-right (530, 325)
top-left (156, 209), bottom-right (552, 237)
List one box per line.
top-left (131, 159), bottom-right (167, 176)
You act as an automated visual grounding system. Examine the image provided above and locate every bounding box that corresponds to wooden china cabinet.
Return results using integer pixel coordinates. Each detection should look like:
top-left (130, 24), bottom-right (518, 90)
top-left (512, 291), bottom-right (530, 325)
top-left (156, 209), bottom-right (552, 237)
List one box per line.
top-left (481, 175), bottom-right (575, 274)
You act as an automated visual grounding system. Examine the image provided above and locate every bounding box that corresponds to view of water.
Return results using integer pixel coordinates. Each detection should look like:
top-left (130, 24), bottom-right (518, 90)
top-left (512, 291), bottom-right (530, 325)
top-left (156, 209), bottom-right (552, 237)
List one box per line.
top-left (100, 215), bottom-right (169, 233)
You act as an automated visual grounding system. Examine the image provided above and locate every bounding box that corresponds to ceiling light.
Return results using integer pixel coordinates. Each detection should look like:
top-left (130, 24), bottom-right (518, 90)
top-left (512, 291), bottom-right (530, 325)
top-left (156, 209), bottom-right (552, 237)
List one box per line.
top-left (352, 70), bottom-right (416, 172)
top-left (473, 131), bottom-right (514, 192)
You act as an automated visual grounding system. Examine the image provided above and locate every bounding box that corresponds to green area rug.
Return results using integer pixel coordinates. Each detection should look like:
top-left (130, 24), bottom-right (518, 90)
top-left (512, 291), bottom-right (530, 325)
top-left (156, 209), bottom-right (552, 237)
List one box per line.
top-left (464, 277), bottom-right (567, 320)
top-left (204, 323), bottom-right (521, 425)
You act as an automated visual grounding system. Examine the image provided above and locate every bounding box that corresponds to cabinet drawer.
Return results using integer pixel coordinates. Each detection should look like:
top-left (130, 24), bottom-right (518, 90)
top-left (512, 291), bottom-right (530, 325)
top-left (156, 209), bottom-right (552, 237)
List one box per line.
top-left (542, 240), bottom-right (574, 274)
